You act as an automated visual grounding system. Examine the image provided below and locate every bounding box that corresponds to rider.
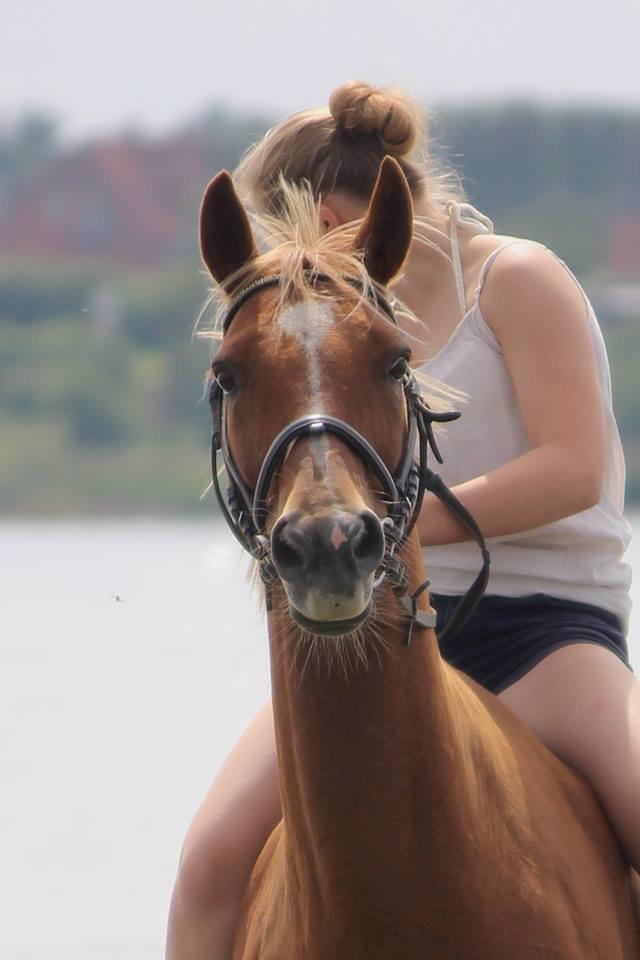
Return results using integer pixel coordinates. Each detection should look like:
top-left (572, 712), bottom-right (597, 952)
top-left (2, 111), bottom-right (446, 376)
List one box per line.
top-left (165, 82), bottom-right (639, 959)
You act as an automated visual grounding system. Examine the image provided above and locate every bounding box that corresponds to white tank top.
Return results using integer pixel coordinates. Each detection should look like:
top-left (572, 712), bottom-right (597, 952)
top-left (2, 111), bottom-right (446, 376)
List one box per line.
top-left (421, 206), bottom-right (632, 626)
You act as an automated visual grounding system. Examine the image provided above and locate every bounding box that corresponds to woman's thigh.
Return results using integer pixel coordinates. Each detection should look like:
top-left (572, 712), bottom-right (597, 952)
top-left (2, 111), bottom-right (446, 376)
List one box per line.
top-left (498, 643), bottom-right (640, 862)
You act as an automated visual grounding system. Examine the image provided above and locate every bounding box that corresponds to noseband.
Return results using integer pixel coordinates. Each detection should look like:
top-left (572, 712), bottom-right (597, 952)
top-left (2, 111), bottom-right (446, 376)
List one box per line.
top-left (209, 274), bottom-right (490, 645)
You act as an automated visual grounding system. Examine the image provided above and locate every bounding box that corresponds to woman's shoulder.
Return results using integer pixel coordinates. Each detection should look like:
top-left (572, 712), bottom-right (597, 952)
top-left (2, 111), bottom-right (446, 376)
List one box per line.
top-left (466, 233), bottom-right (590, 338)
top-left (467, 231), bottom-right (554, 289)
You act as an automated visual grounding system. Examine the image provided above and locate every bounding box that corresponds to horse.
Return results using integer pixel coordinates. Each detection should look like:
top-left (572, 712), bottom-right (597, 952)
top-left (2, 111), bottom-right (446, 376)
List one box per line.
top-left (201, 157), bottom-right (640, 959)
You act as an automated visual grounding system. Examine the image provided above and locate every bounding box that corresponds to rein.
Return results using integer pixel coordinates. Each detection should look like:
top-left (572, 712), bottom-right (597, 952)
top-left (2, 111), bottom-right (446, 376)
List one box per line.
top-left (209, 273), bottom-right (490, 646)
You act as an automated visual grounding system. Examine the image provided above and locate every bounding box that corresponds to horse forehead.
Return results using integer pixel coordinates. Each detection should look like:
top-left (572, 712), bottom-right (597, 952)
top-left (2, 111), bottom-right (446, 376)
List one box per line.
top-left (278, 299), bottom-right (336, 347)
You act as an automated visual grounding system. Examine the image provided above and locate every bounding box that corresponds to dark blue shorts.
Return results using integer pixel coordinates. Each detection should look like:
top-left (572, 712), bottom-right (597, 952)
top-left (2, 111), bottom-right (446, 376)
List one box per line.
top-left (431, 592), bottom-right (633, 695)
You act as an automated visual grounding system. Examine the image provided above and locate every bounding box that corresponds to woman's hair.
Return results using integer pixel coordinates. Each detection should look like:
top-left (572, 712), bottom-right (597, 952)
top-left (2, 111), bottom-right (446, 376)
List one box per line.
top-left (235, 81), bottom-right (465, 215)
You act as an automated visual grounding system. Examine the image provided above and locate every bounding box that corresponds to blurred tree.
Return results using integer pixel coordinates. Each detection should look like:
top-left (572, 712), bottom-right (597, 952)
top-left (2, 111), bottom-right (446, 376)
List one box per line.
top-left (0, 112), bottom-right (59, 188)
top-left (183, 103), bottom-right (270, 177)
top-left (434, 104), bottom-right (640, 219)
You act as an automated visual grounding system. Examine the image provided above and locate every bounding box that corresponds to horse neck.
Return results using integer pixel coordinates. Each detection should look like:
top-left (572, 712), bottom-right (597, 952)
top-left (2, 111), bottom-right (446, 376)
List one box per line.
top-left (267, 534), bottom-right (472, 916)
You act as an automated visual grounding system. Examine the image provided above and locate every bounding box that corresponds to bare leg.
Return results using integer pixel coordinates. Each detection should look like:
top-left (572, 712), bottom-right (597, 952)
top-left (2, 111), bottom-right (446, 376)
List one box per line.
top-left (499, 643), bottom-right (640, 869)
top-left (165, 700), bottom-right (280, 960)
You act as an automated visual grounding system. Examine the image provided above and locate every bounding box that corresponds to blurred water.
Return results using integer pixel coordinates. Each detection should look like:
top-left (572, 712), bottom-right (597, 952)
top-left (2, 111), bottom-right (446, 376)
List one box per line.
top-left (1, 517), bottom-right (639, 960)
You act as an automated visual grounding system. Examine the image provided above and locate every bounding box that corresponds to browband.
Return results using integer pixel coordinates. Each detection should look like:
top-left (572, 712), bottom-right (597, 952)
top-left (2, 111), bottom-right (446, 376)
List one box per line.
top-left (221, 273), bottom-right (397, 335)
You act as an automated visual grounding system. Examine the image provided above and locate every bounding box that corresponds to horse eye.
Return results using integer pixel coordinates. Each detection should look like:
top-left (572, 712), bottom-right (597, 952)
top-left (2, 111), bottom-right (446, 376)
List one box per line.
top-left (389, 356), bottom-right (409, 382)
top-left (214, 367), bottom-right (236, 393)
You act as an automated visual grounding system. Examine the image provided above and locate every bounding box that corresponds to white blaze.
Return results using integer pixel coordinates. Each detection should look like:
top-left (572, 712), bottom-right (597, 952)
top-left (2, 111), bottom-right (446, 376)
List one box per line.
top-left (279, 299), bottom-right (336, 483)
top-left (279, 299), bottom-right (334, 411)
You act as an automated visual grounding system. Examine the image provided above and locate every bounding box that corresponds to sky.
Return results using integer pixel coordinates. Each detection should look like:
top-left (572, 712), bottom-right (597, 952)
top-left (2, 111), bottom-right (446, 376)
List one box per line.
top-left (4, 0), bottom-right (640, 140)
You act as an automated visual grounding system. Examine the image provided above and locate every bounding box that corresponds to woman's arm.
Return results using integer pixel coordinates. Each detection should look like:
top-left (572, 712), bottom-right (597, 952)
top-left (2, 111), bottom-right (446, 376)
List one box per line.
top-left (418, 243), bottom-right (606, 547)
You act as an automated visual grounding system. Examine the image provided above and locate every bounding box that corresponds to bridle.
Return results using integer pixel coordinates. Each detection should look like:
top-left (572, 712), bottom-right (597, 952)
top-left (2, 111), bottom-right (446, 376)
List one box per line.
top-left (209, 273), bottom-right (490, 645)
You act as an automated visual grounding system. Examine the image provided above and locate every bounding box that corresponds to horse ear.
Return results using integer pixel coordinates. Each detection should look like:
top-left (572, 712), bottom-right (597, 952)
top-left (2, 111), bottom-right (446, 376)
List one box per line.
top-left (200, 170), bottom-right (257, 286)
top-left (354, 156), bottom-right (413, 286)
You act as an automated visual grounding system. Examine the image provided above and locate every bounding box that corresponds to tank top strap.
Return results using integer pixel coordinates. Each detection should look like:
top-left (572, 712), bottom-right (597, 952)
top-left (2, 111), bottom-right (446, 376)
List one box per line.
top-left (447, 201), bottom-right (495, 318)
top-left (448, 210), bottom-right (467, 316)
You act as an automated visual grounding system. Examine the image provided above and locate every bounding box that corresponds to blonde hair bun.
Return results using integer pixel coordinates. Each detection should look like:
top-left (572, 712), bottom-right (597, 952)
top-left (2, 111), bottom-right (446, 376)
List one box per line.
top-left (329, 81), bottom-right (420, 158)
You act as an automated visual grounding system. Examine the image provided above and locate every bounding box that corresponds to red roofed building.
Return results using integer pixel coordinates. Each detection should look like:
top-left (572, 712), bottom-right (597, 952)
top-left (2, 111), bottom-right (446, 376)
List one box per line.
top-left (0, 134), bottom-right (211, 268)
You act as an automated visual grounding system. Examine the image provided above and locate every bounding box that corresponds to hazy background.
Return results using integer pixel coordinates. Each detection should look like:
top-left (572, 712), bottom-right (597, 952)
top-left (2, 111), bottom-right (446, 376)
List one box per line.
top-left (2, 3), bottom-right (640, 957)
top-left (5, 0), bottom-right (640, 138)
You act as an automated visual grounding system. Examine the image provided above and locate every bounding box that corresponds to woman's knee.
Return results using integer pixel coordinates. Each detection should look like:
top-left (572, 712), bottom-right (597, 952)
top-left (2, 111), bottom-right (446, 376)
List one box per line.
top-left (571, 674), bottom-right (640, 866)
top-left (175, 826), bottom-right (253, 913)
top-left (172, 702), bottom-right (281, 914)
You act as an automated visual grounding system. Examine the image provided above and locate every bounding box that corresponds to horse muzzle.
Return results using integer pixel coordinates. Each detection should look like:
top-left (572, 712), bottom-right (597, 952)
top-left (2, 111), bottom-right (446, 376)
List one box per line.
top-left (271, 509), bottom-right (384, 635)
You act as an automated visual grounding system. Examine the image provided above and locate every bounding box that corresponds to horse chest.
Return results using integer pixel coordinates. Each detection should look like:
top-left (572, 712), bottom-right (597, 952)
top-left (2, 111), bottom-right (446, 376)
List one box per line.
top-left (235, 850), bottom-right (625, 960)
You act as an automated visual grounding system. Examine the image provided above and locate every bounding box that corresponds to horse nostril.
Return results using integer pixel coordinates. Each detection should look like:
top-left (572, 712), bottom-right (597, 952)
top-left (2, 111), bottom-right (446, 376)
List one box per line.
top-left (351, 510), bottom-right (385, 574)
top-left (272, 510), bottom-right (384, 587)
top-left (272, 516), bottom-right (307, 578)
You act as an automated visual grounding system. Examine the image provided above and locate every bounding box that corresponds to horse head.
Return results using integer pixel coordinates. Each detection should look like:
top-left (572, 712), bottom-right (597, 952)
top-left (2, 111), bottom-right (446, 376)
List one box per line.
top-left (202, 157), bottom-right (440, 643)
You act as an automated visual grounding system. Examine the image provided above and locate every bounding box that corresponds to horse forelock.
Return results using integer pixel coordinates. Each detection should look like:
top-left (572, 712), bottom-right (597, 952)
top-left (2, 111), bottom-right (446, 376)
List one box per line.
top-left (196, 179), bottom-right (373, 339)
